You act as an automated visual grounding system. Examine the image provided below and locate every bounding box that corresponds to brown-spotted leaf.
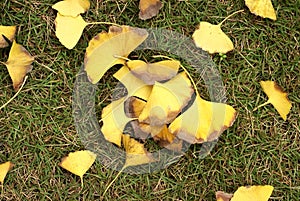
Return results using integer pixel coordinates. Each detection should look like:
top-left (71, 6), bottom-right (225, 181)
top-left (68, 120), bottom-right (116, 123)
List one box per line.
top-left (139, 0), bottom-right (163, 20)
top-left (216, 191), bottom-right (233, 201)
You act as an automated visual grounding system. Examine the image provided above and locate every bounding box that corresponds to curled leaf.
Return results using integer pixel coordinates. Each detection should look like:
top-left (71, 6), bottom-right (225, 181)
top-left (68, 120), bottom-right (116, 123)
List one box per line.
top-left (0, 162), bottom-right (14, 185)
top-left (245, 0), bottom-right (276, 20)
top-left (0, 25), bottom-right (16, 48)
top-left (231, 185), bottom-right (274, 201)
top-left (126, 59), bottom-right (180, 85)
top-left (54, 13), bottom-right (88, 49)
top-left (52, 0), bottom-right (90, 17)
top-left (4, 40), bottom-right (34, 91)
top-left (85, 26), bottom-right (148, 84)
top-left (59, 150), bottom-right (96, 187)
top-left (139, 0), bottom-right (163, 20)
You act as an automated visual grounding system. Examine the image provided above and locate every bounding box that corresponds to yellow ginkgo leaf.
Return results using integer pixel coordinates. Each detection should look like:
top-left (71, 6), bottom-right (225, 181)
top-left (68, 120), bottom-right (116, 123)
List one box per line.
top-left (54, 13), bottom-right (88, 49)
top-left (215, 191), bottom-right (233, 201)
top-left (169, 94), bottom-right (236, 144)
top-left (193, 10), bottom-right (243, 54)
top-left (84, 26), bottom-right (148, 84)
top-left (52, 0), bottom-right (90, 17)
top-left (4, 40), bottom-right (34, 91)
top-left (126, 59), bottom-right (180, 85)
top-left (59, 150), bottom-right (96, 187)
top-left (101, 97), bottom-right (134, 146)
top-left (122, 134), bottom-right (155, 167)
top-left (231, 185), bottom-right (274, 201)
top-left (0, 162), bottom-right (14, 185)
top-left (245, 0), bottom-right (276, 20)
top-left (0, 25), bottom-right (16, 48)
top-left (138, 72), bottom-right (194, 126)
top-left (256, 81), bottom-right (291, 120)
top-left (113, 66), bottom-right (152, 100)
top-left (139, 0), bottom-right (163, 20)
top-left (124, 96), bottom-right (147, 118)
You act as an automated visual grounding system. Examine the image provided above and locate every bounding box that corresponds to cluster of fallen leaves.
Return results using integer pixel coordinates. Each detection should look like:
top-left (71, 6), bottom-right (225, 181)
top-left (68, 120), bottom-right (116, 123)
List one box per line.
top-left (0, 0), bottom-right (293, 200)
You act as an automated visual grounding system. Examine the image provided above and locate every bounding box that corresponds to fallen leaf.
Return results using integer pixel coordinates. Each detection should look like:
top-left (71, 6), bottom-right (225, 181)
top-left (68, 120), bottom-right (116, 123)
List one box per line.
top-left (231, 185), bottom-right (274, 201)
top-left (216, 191), bottom-right (233, 201)
top-left (52, 0), bottom-right (90, 17)
top-left (256, 81), bottom-right (291, 120)
top-left (59, 150), bottom-right (96, 187)
top-left (101, 97), bottom-right (134, 146)
top-left (126, 59), bottom-right (180, 85)
top-left (138, 72), bottom-right (194, 126)
top-left (245, 0), bottom-right (276, 20)
top-left (54, 13), bottom-right (88, 49)
top-left (113, 66), bottom-right (152, 100)
top-left (169, 94), bottom-right (236, 144)
top-left (124, 96), bottom-right (147, 118)
top-left (4, 40), bottom-right (34, 91)
top-left (0, 25), bottom-right (16, 48)
top-left (85, 26), bottom-right (148, 84)
top-left (0, 162), bottom-right (14, 185)
top-left (122, 134), bottom-right (154, 167)
top-left (139, 0), bottom-right (163, 20)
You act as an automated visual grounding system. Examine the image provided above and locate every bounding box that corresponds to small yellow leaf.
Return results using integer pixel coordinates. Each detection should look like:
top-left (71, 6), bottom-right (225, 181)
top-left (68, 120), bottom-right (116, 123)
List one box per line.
top-left (59, 150), bottom-right (96, 187)
top-left (193, 22), bottom-right (234, 54)
top-left (101, 97), bottom-right (134, 146)
top-left (52, 0), bottom-right (90, 17)
top-left (122, 134), bottom-right (154, 167)
top-left (0, 162), bottom-right (14, 185)
top-left (169, 94), bottom-right (236, 143)
top-left (231, 185), bottom-right (274, 201)
top-left (4, 40), bottom-right (34, 91)
top-left (126, 59), bottom-right (180, 85)
top-left (54, 13), bottom-right (88, 49)
top-left (138, 72), bottom-right (194, 126)
top-left (85, 26), bottom-right (148, 84)
top-left (245, 0), bottom-right (276, 20)
top-left (113, 66), bottom-right (152, 100)
top-left (139, 0), bottom-right (163, 20)
top-left (257, 81), bottom-right (291, 120)
top-left (0, 25), bottom-right (16, 48)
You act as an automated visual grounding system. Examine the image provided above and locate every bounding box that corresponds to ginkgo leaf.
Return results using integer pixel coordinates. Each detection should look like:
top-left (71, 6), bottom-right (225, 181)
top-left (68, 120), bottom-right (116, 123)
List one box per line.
top-left (101, 97), bottom-right (134, 146)
top-left (0, 25), bottom-right (16, 48)
top-left (245, 0), bottom-right (276, 20)
top-left (59, 150), bottom-right (96, 187)
top-left (138, 72), bottom-right (194, 126)
top-left (113, 66), bottom-right (152, 100)
top-left (256, 81), bottom-right (291, 120)
top-left (193, 22), bottom-right (234, 54)
top-left (215, 191), bottom-right (233, 201)
top-left (4, 40), bottom-right (34, 91)
top-left (0, 162), bottom-right (14, 185)
top-left (126, 59), bottom-right (180, 85)
top-left (52, 0), bottom-right (90, 17)
top-left (54, 13), bottom-right (88, 49)
top-left (124, 96), bottom-right (147, 118)
top-left (122, 134), bottom-right (154, 167)
top-left (169, 94), bottom-right (236, 144)
top-left (231, 185), bottom-right (274, 201)
top-left (139, 0), bottom-right (163, 20)
top-left (84, 26), bottom-right (148, 84)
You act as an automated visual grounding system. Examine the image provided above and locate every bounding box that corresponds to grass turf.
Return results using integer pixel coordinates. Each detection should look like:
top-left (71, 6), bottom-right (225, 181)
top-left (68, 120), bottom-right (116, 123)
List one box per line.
top-left (0, 0), bottom-right (299, 200)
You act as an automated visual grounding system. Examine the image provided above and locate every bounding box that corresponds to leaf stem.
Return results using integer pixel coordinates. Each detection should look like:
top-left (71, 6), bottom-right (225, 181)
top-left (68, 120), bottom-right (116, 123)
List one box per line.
top-left (253, 101), bottom-right (270, 111)
top-left (103, 166), bottom-right (126, 196)
top-left (87, 22), bottom-right (121, 27)
top-left (219, 9), bottom-right (244, 26)
top-left (0, 76), bottom-right (28, 110)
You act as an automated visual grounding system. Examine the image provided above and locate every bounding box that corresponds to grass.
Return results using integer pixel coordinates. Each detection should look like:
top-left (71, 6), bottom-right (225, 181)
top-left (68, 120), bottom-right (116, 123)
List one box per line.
top-left (0, 0), bottom-right (299, 200)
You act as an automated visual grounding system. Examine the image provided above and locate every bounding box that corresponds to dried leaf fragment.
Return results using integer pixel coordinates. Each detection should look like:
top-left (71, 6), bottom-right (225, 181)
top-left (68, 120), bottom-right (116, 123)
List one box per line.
top-left (54, 13), bottom-right (88, 49)
top-left (0, 162), bottom-right (14, 185)
top-left (139, 0), bottom-right (163, 20)
top-left (124, 96), bottom-right (147, 118)
top-left (0, 25), bottom-right (16, 48)
top-left (59, 150), bottom-right (96, 187)
top-left (193, 22), bottom-right (234, 54)
top-left (245, 0), bottom-right (276, 20)
top-left (85, 26), bottom-right (148, 84)
top-left (231, 185), bottom-right (274, 201)
top-left (52, 0), bottom-right (90, 17)
top-left (216, 191), bottom-right (233, 201)
top-left (126, 59), bottom-right (180, 85)
top-left (169, 94), bottom-right (236, 144)
top-left (257, 81), bottom-right (291, 120)
top-left (4, 40), bottom-right (34, 91)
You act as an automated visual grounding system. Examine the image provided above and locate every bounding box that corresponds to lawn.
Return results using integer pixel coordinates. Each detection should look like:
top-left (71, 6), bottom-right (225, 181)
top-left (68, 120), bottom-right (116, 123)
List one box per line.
top-left (0, 0), bottom-right (299, 200)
